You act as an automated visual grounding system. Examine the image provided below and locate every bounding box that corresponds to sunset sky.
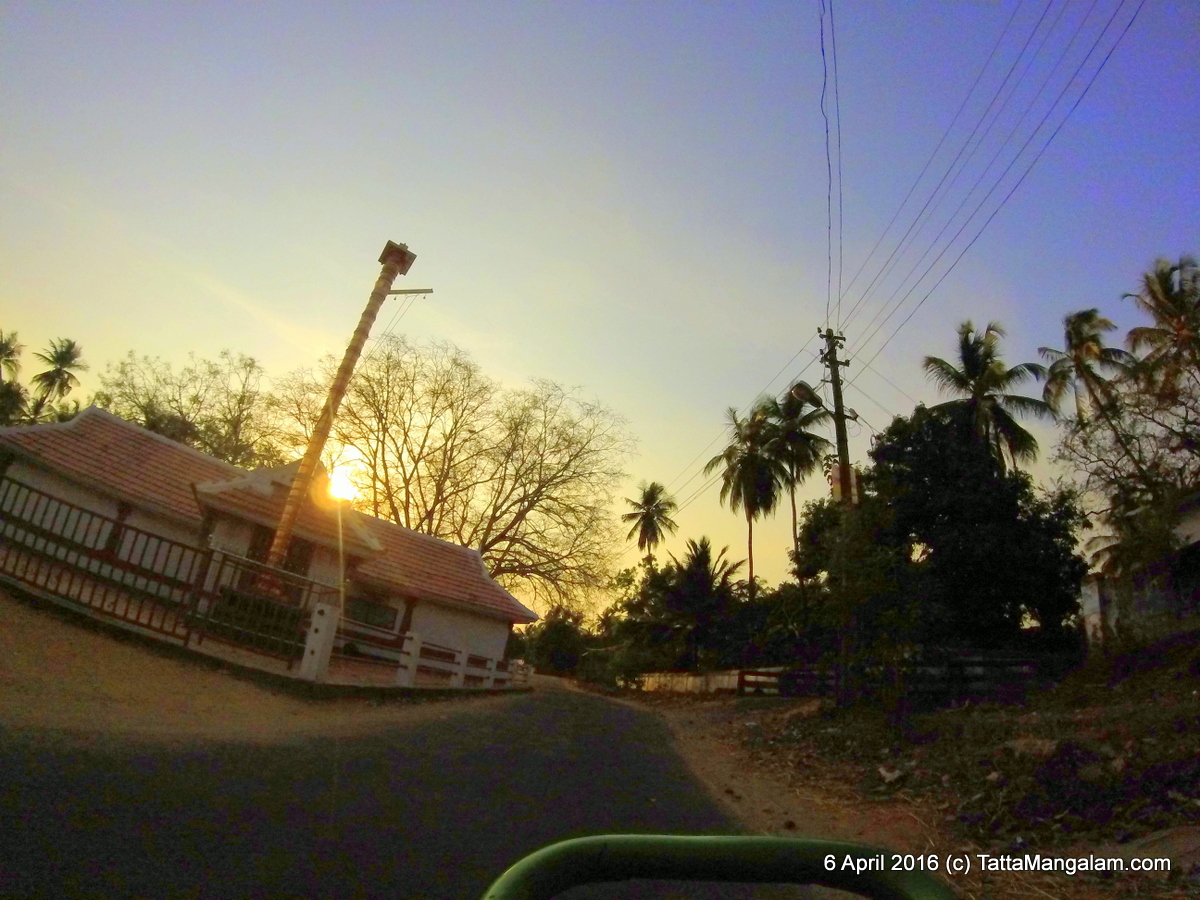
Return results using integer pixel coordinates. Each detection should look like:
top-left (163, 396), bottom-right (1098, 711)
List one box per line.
top-left (2, 1), bottom-right (1197, 601)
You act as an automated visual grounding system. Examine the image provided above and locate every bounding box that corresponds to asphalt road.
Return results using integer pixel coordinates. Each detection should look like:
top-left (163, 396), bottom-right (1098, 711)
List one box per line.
top-left (0, 686), bottom-right (809, 900)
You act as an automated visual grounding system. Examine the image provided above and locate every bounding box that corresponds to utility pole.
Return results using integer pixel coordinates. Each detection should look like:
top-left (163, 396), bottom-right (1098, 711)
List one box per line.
top-left (264, 240), bottom-right (417, 574)
top-left (819, 328), bottom-right (853, 507)
top-left (816, 328), bottom-right (856, 707)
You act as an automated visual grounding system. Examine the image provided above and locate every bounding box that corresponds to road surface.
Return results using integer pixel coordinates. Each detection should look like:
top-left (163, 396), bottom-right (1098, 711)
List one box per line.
top-left (0, 681), bottom-right (815, 899)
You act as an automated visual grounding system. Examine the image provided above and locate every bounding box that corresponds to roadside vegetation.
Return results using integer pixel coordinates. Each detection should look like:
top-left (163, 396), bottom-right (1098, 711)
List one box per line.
top-left (515, 255), bottom-right (1200, 892)
top-left (521, 255), bottom-right (1200, 681)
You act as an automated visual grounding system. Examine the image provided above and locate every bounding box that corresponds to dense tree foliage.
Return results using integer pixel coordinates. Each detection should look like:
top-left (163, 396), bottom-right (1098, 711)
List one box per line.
top-left (869, 408), bottom-right (1088, 647)
top-left (522, 605), bottom-right (589, 676)
top-left (95, 350), bottom-right (281, 467)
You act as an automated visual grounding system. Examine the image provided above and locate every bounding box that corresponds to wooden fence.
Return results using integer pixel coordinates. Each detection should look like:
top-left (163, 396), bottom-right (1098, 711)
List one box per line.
top-left (639, 655), bottom-right (1042, 702)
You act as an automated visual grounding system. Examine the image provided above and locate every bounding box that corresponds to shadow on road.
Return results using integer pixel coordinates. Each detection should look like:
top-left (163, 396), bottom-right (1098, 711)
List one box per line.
top-left (1, 686), bottom-right (820, 898)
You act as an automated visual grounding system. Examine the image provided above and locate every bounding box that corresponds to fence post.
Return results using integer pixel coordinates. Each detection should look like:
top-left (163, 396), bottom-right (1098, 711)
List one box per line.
top-left (452, 646), bottom-right (467, 687)
top-left (395, 632), bottom-right (419, 687)
top-left (298, 601), bottom-right (340, 683)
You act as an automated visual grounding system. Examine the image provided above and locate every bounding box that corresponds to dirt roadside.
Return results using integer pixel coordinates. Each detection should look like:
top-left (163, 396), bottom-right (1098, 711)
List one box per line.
top-left (0, 587), bottom-right (517, 744)
top-left (592, 687), bottom-right (1198, 900)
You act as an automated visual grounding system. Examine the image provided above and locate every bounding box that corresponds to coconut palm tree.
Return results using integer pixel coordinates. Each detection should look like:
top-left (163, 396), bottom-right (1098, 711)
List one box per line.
top-left (1125, 256), bottom-right (1200, 372)
top-left (621, 481), bottom-right (679, 560)
top-left (761, 393), bottom-right (833, 561)
top-left (0, 330), bottom-right (23, 383)
top-left (0, 381), bottom-right (28, 426)
top-left (664, 537), bottom-right (744, 669)
top-left (1039, 309), bottom-right (1132, 421)
top-left (703, 401), bottom-right (787, 591)
top-left (922, 321), bottom-right (1052, 471)
top-left (30, 338), bottom-right (87, 419)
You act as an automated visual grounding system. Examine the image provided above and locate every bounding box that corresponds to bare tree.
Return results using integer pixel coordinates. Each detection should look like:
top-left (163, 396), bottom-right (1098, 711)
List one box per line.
top-left (273, 335), bottom-right (634, 610)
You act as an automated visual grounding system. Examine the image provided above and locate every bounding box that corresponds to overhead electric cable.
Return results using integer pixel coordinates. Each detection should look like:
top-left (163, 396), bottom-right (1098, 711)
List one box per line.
top-left (360, 292), bottom-right (420, 367)
top-left (831, 0), bottom-right (845, 329)
top-left (853, 354), bottom-right (919, 405)
top-left (845, 382), bottom-right (896, 422)
top-left (848, 0), bottom-right (1145, 383)
top-left (819, 0), bottom-right (834, 330)
top-left (850, 0), bottom-right (1087, 346)
top-left (837, 0), bottom-right (1026, 314)
top-left (840, 0), bottom-right (1057, 330)
top-left (663, 332), bottom-right (823, 493)
top-left (674, 470), bottom-right (724, 515)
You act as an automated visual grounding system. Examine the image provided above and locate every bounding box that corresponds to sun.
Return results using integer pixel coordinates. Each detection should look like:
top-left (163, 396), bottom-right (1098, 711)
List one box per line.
top-left (328, 468), bottom-right (357, 502)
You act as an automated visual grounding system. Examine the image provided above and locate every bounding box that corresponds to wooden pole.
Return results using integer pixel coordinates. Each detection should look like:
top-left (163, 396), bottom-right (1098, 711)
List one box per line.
top-left (264, 241), bottom-right (416, 574)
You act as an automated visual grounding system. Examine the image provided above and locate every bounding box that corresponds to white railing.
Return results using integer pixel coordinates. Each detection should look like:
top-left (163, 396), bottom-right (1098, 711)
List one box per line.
top-left (326, 624), bottom-right (524, 689)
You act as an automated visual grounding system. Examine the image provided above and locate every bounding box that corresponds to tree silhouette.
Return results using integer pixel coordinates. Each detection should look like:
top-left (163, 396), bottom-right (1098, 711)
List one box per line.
top-left (761, 393), bottom-right (832, 560)
top-left (621, 481), bottom-right (678, 560)
top-left (30, 338), bottom-right (87, 419)
top-left (922, 321), bottom-right (1051, 471)
top-left (704, 401), bottom-right (786, 591)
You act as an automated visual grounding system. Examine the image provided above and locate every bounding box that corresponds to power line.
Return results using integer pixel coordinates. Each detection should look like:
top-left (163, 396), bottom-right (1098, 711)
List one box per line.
top-left (844, 381), bottom-right (895, 423)
top-left (831, 0), bottom-right (845, 330)
top-left (665, 0), bottom-right (1143, 520)
top-left (850, 355), bottom-right (917, 405)
top-left (837, 0), bottom-right (1026, 316)
top-left (359, 292), bottom-right (420, 368)
top-left (663, 332), bottom-right (824, 494)
top-left (674, 469), bottom-right (724, 515)
top-left (849, 0), bottom-right (1145, 381)
top-left (819, 0), bottom-right (834, 330)
top-left (842, 0), bottom-right (1059, 333)
top-left (849, 0), bottom-right (1086, 346)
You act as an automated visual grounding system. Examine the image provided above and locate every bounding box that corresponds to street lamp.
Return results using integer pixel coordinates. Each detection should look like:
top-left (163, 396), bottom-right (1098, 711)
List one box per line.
top-left (788, 380), bottom-right (825, 409)
top-left (328, 469), bottom-right (358, 611)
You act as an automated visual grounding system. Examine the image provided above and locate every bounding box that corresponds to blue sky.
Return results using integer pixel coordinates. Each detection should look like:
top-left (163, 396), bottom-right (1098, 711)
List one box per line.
top-left (2, 1), bottom-right (1197, 597)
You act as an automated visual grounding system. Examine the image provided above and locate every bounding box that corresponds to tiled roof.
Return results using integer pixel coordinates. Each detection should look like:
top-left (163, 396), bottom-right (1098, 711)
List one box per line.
top-left (357, 519), bottom-right (538, 623)
top-left (0, 406), bottom-right (239, 524)
top-left (194, 462), bottom-right (383, 560)
top-left (0, 407), bottom-right (537, 624)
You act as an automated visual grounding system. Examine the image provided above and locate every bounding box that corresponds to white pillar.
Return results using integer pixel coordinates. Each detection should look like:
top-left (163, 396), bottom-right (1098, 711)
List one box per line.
top-left (298, 601), bottom-right (340, 683)
top-left (452, 646), bottom-right (467, 687)
top-left (395, 631), bottom-right (419, 687)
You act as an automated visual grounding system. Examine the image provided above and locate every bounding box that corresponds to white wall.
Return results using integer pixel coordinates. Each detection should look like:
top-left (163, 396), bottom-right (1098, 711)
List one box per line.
top-left (410, 600), bottom-right (509, 660)
top-left (208, 513), bottom-right (342, 589)
top-left (6, 460), bottom-right (123, 522)
top-left (6, 460), bottom-right (199, 554)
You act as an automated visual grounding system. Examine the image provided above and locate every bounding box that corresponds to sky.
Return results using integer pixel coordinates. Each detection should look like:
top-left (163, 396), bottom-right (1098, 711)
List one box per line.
top-left (2, 1), bottom-right (1197, 606)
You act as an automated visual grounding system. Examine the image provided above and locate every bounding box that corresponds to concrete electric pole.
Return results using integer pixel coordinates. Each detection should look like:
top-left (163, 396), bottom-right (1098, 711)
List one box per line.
top-left (820, 328), bottom-right (853, 507)
top-left (790, 328), bottom-right (854, 506)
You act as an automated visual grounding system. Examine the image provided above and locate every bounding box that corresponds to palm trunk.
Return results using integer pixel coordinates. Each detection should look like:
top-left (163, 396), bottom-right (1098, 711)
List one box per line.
top-left (746, 510), bottom-right (755, 597)
top-left (789, 481), bottom-right (800, 565)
